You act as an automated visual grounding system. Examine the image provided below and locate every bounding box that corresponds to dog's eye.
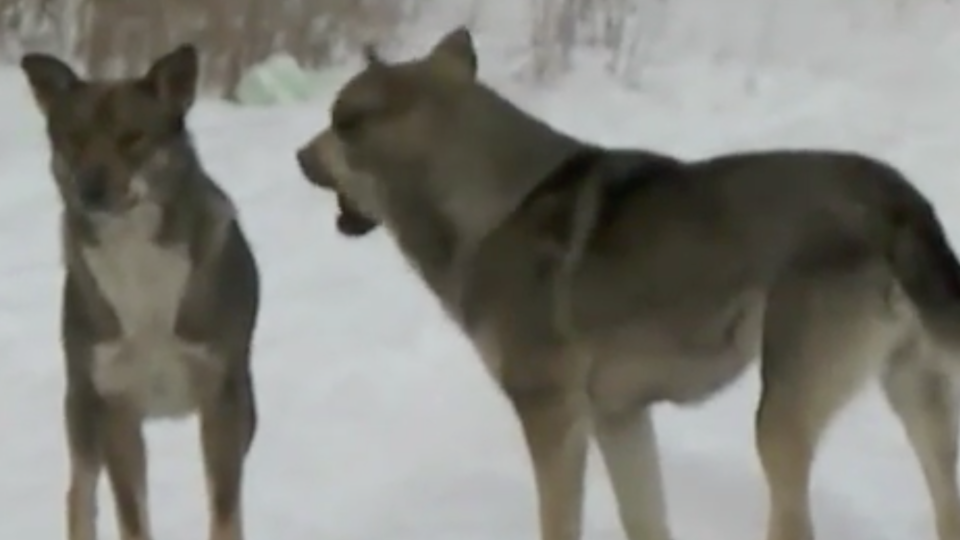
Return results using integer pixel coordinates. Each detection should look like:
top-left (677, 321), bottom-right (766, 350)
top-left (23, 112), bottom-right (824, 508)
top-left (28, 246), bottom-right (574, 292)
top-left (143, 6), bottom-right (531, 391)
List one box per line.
top-left (331, 108), bottom-right (365, 138)
top-left (117, 130), bottom-right (147, 150)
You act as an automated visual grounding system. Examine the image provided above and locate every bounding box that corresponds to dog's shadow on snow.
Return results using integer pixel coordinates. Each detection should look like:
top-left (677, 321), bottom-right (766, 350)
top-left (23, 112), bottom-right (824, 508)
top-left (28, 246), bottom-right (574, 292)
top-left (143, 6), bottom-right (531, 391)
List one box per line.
top-left (393, 446), bottom-right (890, 540)
top-left (640, 449), bottom-right (893, 540)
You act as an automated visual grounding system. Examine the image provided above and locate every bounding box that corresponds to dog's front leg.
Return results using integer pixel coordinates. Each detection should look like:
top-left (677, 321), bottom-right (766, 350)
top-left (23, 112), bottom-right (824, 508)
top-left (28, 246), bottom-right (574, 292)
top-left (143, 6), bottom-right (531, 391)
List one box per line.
top-left (508, 388), bottom-right (588, 540)
top-left (200, 366), bottom-right (257, 540)
top-left (101, 404), bottom-right (151, 540)
top-left (65, 389), bottom-right (103, 540)
top-left (592, 407), bottom-right (672, 540)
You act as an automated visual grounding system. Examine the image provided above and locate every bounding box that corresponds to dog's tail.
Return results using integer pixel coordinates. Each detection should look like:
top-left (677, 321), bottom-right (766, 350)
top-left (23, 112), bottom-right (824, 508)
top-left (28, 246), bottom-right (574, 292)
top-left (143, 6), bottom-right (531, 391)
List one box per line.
top-left (886, 193), bottom-right (960, 350)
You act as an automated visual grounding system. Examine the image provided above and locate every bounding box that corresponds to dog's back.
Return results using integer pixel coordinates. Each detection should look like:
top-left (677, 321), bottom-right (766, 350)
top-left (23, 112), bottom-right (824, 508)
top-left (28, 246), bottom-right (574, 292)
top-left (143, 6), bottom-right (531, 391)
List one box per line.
top-left (529, 147), bottom-right (929, 290)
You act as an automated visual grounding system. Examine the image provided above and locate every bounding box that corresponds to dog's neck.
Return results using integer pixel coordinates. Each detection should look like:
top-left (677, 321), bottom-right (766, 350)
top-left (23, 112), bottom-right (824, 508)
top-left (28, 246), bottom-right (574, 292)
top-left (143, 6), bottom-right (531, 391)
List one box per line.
top-left (378, 147), bottom-right (604, 327)
top-left (415, 86), bottom-right (587, 246)
top-left (90, 202), bottom-right (165, 242)
top-left (66, 193), bottom-right (198, 250)
top-left (379, 185), bottom-right (458, 286)
top-left (66, 185), bottom-right (216, 264)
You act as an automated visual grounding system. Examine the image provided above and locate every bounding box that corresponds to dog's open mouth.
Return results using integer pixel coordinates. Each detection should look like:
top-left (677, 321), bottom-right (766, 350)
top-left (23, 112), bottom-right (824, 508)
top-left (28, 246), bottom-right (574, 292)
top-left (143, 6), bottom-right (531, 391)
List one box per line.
top-left (295, 144), bottom-right (380, 237)
top-left (334, 193), bottom-right (378, 237)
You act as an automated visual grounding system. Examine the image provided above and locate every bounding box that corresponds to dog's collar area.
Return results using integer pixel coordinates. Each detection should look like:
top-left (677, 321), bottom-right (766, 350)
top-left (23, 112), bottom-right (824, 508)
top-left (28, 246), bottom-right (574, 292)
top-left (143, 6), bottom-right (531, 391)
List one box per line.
top-left (514, 146), bottom-right (682, 216)
top-left (516, 146), bottom-right (606, 212)
top-left (503, 147), bottom-right (606, 255)
top-left (505, 145), bottom-right (684, 254)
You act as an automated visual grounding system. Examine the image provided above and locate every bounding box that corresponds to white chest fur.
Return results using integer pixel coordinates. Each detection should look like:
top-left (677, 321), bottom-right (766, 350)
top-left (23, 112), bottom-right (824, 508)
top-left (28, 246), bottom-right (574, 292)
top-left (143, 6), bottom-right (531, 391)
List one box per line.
top-left (79, 204), bottom-right (208, 419)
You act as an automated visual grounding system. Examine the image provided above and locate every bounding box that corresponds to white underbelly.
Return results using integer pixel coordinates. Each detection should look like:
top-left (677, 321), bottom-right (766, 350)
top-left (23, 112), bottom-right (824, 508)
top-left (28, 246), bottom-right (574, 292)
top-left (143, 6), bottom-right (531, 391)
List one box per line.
top-left (92, 337), bottom-right (216, 419)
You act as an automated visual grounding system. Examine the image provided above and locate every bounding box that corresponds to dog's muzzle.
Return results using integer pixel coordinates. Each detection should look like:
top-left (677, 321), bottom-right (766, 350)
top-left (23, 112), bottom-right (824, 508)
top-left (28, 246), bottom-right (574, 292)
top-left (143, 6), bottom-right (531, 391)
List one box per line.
top-left (296, 146), bottom-right (379, 237)
top-left (76, 167), bottom-right (125, 212)
top-left (296, 146), bottom-right (336, 189)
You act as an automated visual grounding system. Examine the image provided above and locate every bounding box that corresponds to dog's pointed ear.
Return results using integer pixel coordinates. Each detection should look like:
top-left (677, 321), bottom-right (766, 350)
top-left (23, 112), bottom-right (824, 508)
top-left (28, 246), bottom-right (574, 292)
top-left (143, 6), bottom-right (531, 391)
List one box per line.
top-left (20, 53), bottom-right (82, 113)
top-left (427, 26), bottom-right (477, 80)
top-left (142, 44), bottom-right (199, 113)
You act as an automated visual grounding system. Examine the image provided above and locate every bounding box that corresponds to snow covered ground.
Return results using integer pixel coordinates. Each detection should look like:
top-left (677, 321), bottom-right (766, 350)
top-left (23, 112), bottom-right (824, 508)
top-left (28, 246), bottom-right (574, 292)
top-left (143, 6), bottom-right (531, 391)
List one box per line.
top-left (3, 8), bottom-right (960, 540)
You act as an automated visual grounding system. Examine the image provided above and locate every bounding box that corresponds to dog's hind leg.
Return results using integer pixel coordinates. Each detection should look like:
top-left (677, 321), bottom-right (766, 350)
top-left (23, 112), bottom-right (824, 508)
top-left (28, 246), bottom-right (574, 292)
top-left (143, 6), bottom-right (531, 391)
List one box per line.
top-left (755, 272), bottom-right (895, 540)
top-left (592, 407), bottom-right (672, 540)
top-left (883, 341), bottom-right (960, 540)
top-left (507, 387), bottom-right (589, 540)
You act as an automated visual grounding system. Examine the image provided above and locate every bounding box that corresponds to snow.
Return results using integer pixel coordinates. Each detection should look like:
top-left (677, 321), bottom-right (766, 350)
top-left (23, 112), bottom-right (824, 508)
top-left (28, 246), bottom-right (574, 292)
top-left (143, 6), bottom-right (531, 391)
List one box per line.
top-left (2, 6), bottom-right (960, 540)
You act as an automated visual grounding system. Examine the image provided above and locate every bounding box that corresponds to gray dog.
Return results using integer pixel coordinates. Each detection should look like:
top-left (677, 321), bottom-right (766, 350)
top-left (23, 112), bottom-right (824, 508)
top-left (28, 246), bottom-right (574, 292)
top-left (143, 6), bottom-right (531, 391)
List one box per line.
top-left (22, 45), bottom-right (260, 540)
top-left (297, 27), bottom-right (960, 540)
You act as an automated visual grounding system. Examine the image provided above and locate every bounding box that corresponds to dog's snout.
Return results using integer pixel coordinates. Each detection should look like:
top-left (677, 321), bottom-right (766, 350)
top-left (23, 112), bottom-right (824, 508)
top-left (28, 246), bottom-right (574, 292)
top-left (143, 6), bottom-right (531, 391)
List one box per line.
top-left (295, 147), bottom-right (312, 174)
top-left (296, 146), bottom-right (334, 189)
top-left (77, 168), bottom-right (110, 209)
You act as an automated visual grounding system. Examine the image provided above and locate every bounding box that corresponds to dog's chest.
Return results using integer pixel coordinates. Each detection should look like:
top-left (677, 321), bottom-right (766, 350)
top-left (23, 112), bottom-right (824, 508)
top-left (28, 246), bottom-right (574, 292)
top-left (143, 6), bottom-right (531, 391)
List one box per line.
top-left (85, 235), bottom-right (190, 331)
top-left (79, 208), bottom-right (211, 418)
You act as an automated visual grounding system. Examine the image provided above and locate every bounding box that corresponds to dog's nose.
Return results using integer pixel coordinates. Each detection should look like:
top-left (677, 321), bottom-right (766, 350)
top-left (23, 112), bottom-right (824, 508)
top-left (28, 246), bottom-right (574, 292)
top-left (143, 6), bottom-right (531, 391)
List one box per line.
top-left (77, 169), bottom-right (110, 210)
top-left (296, 147), bottom-right (334, 189)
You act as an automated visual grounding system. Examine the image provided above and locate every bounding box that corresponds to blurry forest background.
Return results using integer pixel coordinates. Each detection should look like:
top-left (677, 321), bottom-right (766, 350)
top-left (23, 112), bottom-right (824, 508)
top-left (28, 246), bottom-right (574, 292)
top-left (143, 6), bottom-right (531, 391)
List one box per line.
top-left (0, 0), bottom-right (958, 98)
